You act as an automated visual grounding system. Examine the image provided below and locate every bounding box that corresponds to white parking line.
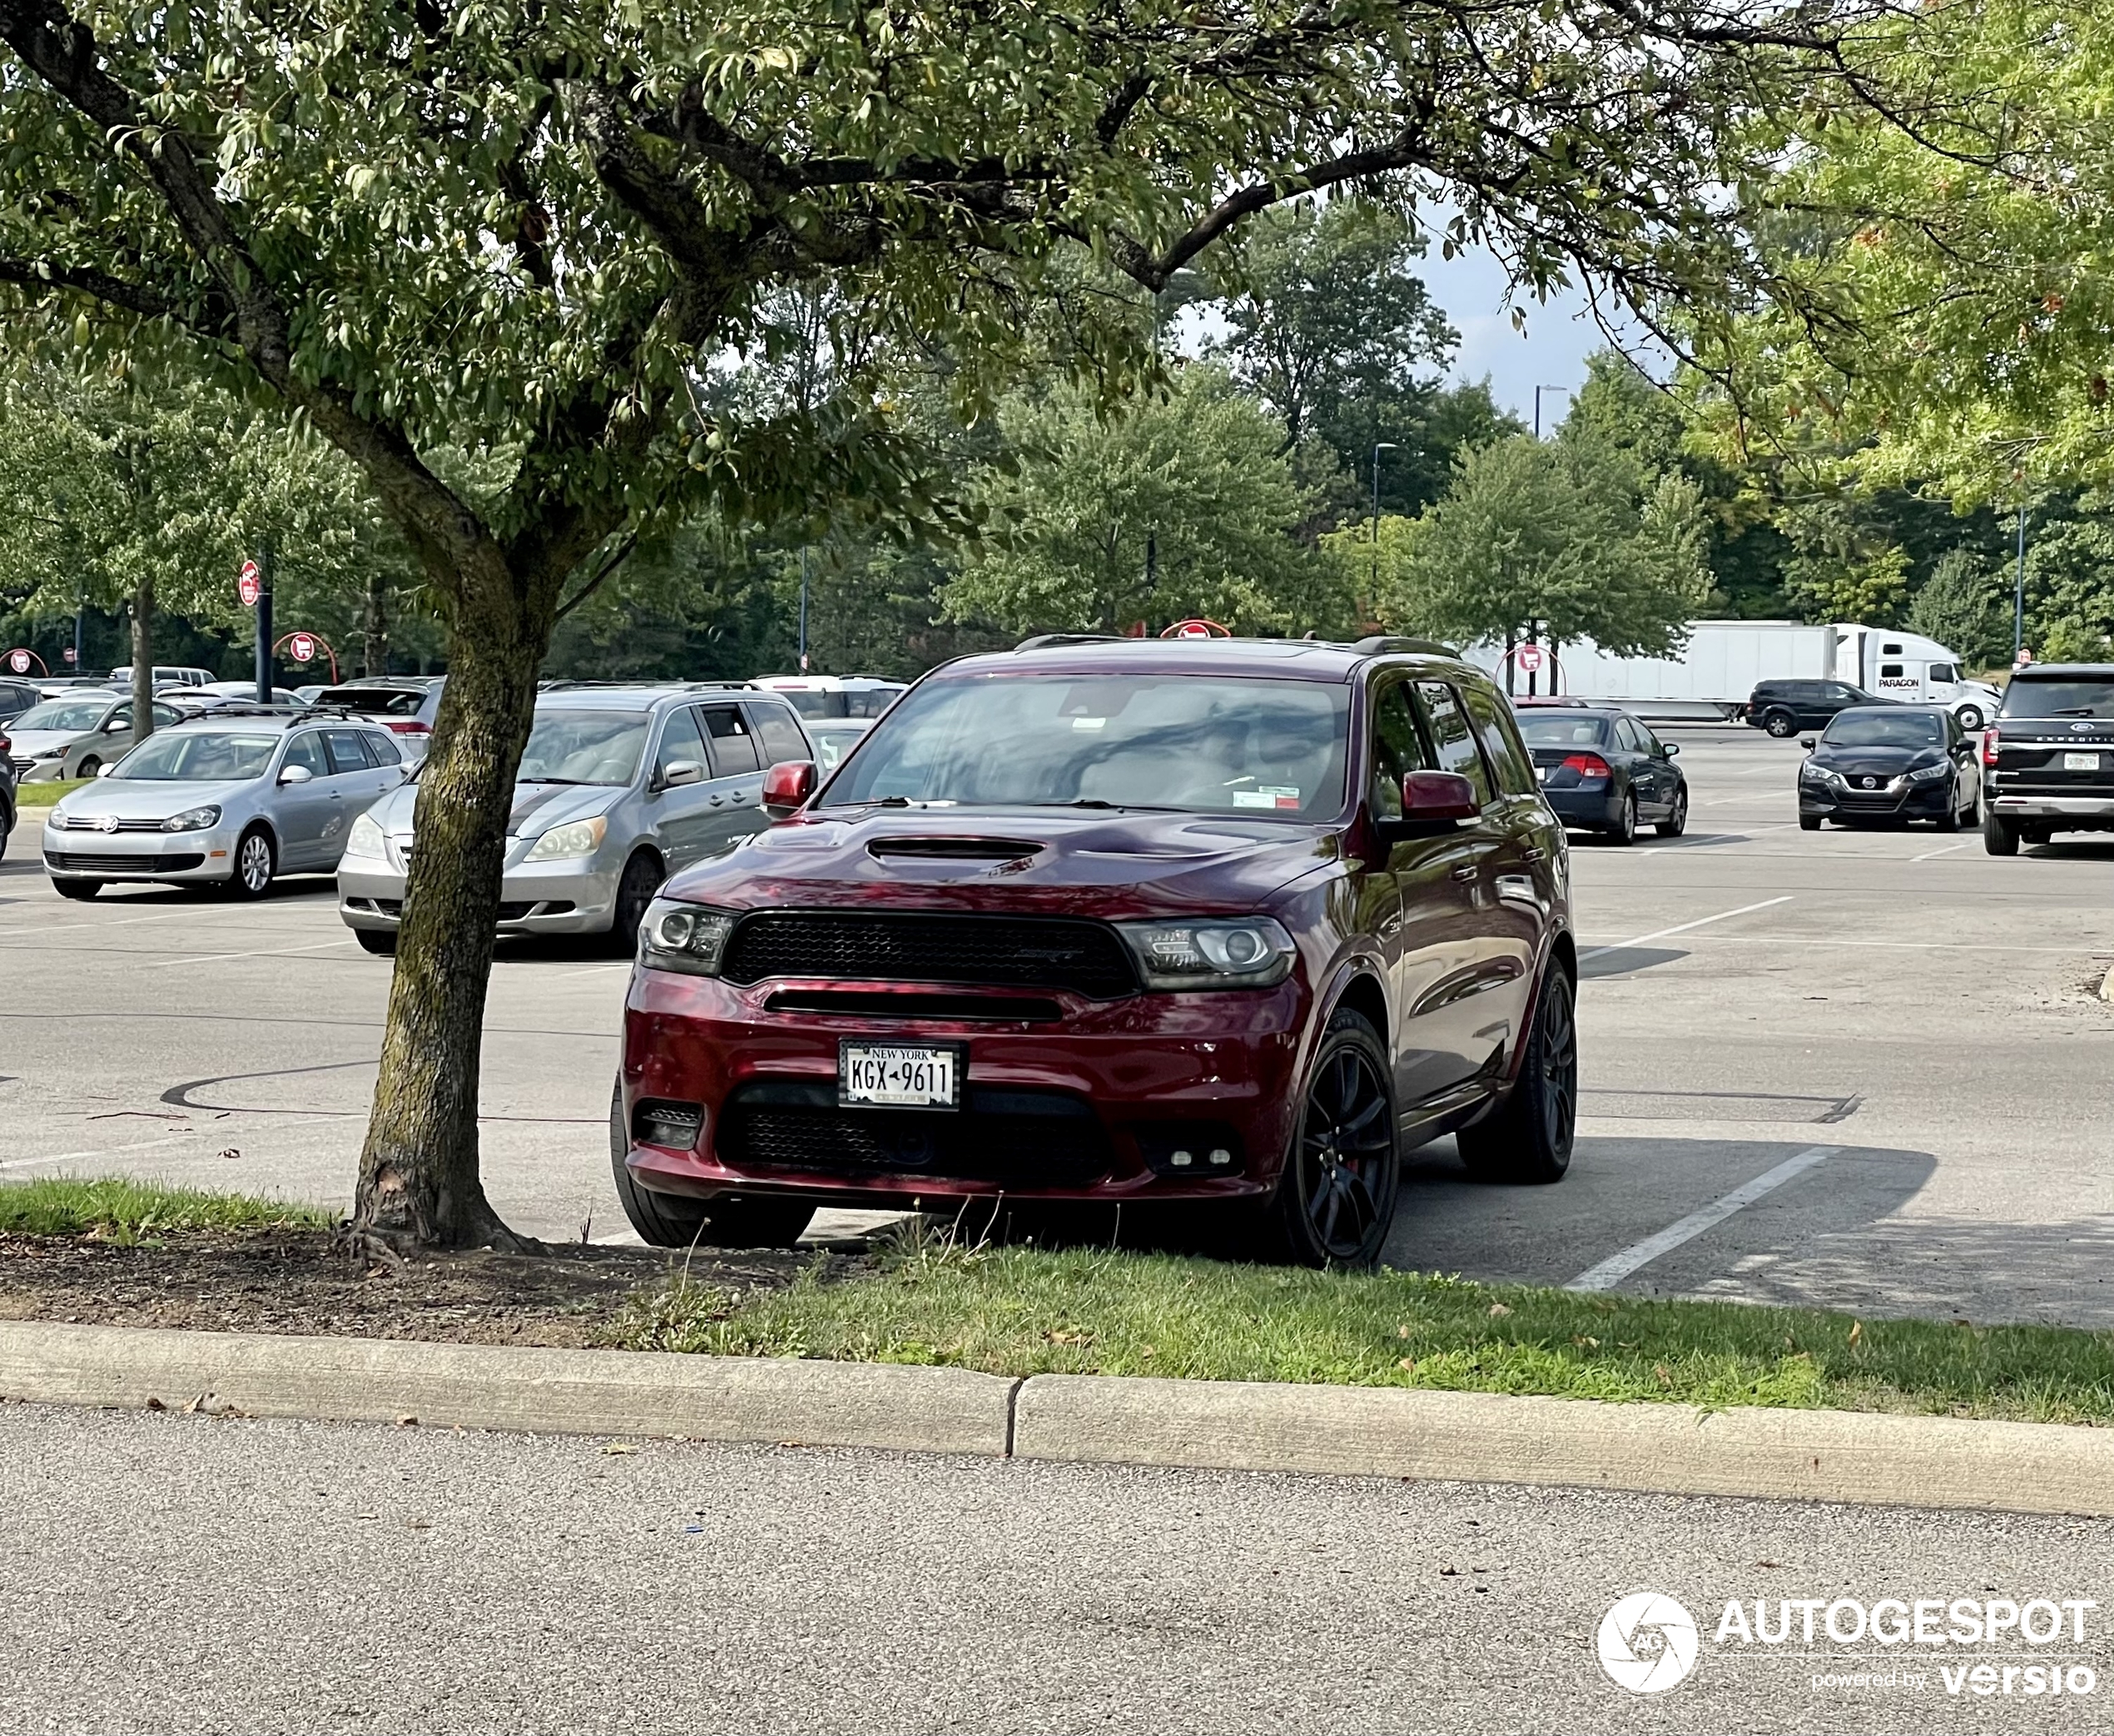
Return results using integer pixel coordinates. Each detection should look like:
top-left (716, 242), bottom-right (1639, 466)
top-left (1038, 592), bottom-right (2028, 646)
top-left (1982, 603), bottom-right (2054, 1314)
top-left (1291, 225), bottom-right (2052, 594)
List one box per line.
top-left (1911, 842), bottom-right (1971, 862)
top-left (0, 1133), bottom-right (197, 1172)
top-left (146, 937), bottom-right (361, 968)
top-left (1578, 896), bottom-right (1793, 964)
top-left (1564, 1146), bottom-right (1840, 1292)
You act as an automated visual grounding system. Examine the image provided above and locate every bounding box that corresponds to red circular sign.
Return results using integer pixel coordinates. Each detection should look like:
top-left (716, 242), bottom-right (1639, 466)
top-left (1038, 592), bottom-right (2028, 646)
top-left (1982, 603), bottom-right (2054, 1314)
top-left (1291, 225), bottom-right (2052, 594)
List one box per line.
top-left (288, 632), bottom-right (316, 664)
top-left (6, 650), bottom-right (27, 674)
top-left (1516, 643), bottom-right (1544, 674)
top-left (1159, 618), bottom-right (1231, 640)
top-left (62, 646), bottom-right (77, 663)
top-left (237, 560), bottom-right (261, 608)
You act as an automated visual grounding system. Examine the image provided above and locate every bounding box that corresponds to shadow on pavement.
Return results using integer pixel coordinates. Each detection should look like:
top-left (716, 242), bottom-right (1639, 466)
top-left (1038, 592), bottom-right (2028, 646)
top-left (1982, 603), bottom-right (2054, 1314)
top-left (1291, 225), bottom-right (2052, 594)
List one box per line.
top-left (1578, 945), bottom-right (1686, 980)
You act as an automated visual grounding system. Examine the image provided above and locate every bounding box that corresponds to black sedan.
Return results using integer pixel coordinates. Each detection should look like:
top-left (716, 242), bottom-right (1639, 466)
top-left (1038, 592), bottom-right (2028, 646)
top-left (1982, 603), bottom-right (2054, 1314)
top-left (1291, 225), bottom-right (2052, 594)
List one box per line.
top-left (1516, 706), bottom-right (1688, 844)
top-left (1797, 706), bottom-right (1981, 831)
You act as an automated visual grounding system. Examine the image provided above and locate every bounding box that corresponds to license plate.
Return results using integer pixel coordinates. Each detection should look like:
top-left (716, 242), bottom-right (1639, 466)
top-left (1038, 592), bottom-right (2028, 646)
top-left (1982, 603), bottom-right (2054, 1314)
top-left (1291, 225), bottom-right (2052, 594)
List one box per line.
top-left (2067, 751), bottom-right (2100, 771)
top-left (839, 1040), bottom-right (962, 1109)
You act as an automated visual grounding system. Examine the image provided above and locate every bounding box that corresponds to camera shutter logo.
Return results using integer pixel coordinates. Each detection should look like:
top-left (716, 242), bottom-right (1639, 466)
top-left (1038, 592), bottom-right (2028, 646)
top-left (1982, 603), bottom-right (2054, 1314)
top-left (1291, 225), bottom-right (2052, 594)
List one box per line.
top-left (1598, 1592), bottom-right (1700, 1694)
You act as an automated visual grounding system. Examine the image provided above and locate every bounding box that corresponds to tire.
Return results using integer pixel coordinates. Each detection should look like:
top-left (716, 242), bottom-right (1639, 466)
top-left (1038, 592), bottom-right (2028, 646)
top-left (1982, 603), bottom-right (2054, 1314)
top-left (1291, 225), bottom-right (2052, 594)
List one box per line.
top-left (608, 1081), bottom-right (813, 1249)
top-left (1654, 786), bottom-right (1689, 838)
top-left (0, 803), bottom-right (9, 861)
top-left (1798, 813), bottom-right (1823, 831)
top-left (1956, 704), bottom-right (1984, 732)
top-left (1456, 960), bottom-right (1578, 1185)
top-left (1605, 791), bottom-right (1637, 846)
top-left (353, 928), bottom-right (396, 956)
top-left (1983, 811), bottom-right (2020, 856)
top-left (1763, 709), bottom-right (1798, 739)
top-left (225, 826), bottom-right (275, 899)
top-left (52, 877), bottom-right (101, 900)
top-left (1263, 1009), bottom-right (1399, 1269)
top-left (74, 756), bottom-right (100, 779)
top-left (1938, 782), bottom-right (1963, 832)
top-left (608, 850), bottom-right (664, 957)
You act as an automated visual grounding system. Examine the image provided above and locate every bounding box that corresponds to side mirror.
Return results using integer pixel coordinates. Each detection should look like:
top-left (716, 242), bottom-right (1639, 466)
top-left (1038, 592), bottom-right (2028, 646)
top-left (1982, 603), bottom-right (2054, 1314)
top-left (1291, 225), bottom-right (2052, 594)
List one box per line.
top-left (279, 763), bottom-right (314, 786)
top-left (104, 718), bottom-right (127, 732)
top-left (762, 758), bottom-right (818, 819)
top-left (1799, 737), bottom-right (1817, 751)
top-left (1662, 742), bottom-right (1680, 758)
top-left (659, 759), bottom-right (704, 789)
top-left (97, 762), bottom-right (117, 779)
top-left (1377, 770), bottom-right (1478, 843)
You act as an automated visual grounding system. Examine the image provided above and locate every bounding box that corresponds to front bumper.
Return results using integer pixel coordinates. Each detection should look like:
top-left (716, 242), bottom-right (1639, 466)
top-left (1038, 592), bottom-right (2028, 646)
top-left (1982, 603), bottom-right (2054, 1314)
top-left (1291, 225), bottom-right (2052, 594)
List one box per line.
top-left (1799, 776), bottom-right (1953, 821)
top-left (338, 852), bottom-right (623, 935)
top-left (42, 822), bottom-right (235, 880)
top-left (618, 967), bottom-right (1311, 1208)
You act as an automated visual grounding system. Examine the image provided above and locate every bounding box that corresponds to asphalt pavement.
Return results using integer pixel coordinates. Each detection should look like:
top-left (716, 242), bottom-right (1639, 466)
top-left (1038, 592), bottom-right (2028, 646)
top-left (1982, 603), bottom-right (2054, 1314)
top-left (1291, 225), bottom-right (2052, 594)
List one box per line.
top-left (3, 726), bottom-right (2112, 1321)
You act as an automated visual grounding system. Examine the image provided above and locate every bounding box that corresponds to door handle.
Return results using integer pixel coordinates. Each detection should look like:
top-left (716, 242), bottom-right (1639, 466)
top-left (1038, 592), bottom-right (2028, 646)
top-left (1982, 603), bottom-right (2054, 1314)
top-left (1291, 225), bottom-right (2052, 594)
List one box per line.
top-left (1450, 864), bottom-right (1477, 883)
top-left (1521, 846), bottom-right (1546, 863)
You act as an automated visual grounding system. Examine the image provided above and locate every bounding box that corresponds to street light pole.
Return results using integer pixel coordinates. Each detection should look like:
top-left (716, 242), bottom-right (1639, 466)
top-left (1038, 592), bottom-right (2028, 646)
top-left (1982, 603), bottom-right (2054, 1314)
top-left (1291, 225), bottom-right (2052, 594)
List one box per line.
top-left (1370, 441), bottom-right (1397, 596)
top-left (797, 546), bottom-right (810, 674)
top-left (1533, 384), bottom-right (1567, 439)
top-left (2015, 501), bottom-right (2028, 667)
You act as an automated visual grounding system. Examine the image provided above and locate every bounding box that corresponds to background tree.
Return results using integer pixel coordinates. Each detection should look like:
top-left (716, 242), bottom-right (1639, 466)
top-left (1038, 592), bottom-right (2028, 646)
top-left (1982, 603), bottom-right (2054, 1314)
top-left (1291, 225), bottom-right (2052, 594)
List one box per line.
top-left (0, 0), bottom-right (1913, 1248)
top-left (1907, 548), bottom-right (2007, 668)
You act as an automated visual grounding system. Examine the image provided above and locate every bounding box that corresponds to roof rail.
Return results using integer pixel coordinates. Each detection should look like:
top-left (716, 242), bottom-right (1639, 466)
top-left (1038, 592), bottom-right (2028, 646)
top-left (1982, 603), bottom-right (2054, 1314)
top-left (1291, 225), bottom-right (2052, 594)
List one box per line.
top-left (1347, 634), bottom-right (1461, 658)
top-left (538, 678), bottom-right (755, 692)
top-left (1014, 633), bottom-right (1130, 652)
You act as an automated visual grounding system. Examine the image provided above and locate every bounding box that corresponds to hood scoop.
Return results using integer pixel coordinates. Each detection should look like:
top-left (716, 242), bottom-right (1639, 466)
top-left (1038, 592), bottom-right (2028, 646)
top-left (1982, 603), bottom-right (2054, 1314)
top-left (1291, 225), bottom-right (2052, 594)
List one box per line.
top-left (866, 836), bottom-right (1045, 862)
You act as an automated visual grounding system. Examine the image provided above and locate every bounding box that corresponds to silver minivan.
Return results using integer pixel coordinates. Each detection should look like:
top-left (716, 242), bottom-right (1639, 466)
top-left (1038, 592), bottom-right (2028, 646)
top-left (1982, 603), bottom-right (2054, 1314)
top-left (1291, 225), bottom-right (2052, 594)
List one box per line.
top-left (336, 684), bottom-right (815, 955)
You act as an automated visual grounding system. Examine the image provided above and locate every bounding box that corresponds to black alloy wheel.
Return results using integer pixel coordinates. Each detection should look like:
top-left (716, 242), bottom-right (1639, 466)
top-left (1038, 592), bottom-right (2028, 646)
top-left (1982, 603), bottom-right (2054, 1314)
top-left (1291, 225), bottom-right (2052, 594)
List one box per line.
top-left (1456, 962), bottom-right (1578, 1184)
top-left (1607, 790), bottom-right (1638, 846)
top-left (1272, 1009), bottom-right (1399, 1268)
top-left (1763, 710), bottom-right (1798, 738)
top-left (1655, 786), bottom-right (1689, 839)
top-left (609, 850), bottom-right (664, 957)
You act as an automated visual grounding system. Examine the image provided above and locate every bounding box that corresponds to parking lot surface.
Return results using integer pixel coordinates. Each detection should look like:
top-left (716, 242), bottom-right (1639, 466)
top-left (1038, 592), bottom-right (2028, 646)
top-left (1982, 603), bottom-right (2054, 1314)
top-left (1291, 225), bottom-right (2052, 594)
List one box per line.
top-left (2, 725), bottom-right (2109, 1324)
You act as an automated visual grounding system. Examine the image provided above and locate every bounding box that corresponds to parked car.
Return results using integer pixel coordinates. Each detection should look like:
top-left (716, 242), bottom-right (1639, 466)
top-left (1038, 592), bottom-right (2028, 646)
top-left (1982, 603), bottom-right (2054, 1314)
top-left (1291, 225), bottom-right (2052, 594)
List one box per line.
top-left (1980, 663), bottom-right (2114, 854)
top-left (1797, 706), bottom-right (1981, 831)
top-left (6, 692), bottom-right (184, 781)
top-left (802, 717), bottom-right (871, 771)
top-left (191, 681), bottom-right (310, 705)
top-left (1744, 678), bottom-right (1893, 738)
top-left (309, 679), bottom-right (444, 761)
top-left (40, 709), bottom-right (408, 899)
top-left (1513, 706), bottom-right (1687, 843)
top-left (338, 684), bottom-right (816, 955)
top-left (613, 636), bottom-right (1578, 1267)
top-left (751, 674), bottom-right (907, 721)
top-left (109, 664), bottom-right (216, 688)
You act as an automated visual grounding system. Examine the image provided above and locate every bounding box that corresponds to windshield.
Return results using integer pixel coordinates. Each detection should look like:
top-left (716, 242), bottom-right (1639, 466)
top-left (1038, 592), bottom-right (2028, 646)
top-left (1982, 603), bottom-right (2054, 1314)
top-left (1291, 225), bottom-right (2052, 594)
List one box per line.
top-left (1516, 714), bottom-right (1611, 748)
top-left (518, 709), bottom-right (649, 785)
top-left (113, 730), bottom-right (281, 781)
top-left (778, 689), bottom-right (849, 720)
top-left (1823, 712), bottom-right (1943, 749)
top-left (821, 674), bottom-right (1352, 817)
top-left (319, 687), bottom-right (426, 716)
top-left (810, 723), bottom-right (867, 771)
top-left (2001, 679), bottom-right (2114, 720)
top-left (16, 697), bottom-right (110, 732)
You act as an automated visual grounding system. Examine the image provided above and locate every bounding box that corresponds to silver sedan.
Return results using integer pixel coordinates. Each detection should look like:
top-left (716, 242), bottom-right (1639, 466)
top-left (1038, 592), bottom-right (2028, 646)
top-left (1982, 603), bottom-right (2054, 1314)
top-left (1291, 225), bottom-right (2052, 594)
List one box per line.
top-left (42, 712), bottom-right (407, 900)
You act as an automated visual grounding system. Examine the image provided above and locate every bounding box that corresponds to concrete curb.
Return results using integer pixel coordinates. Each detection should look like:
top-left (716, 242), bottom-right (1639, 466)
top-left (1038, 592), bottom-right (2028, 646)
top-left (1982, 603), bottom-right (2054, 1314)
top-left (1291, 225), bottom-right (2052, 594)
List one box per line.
top-left (0, 1322), bottom-right (1015, 1458)
top-left (3, 1322), bottom-right (2109, 1515)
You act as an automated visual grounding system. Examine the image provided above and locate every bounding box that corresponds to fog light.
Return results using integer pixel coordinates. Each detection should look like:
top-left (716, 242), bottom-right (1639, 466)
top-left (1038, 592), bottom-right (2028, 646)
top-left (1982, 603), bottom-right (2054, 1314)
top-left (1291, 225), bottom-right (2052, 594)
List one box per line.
top-left (633, 1099), bottom-right (704, 1150)
top-left (1169, 1149), bottom-right (1193, 1168)
top-left (1208, 1148), bottom-right (1232, 1166)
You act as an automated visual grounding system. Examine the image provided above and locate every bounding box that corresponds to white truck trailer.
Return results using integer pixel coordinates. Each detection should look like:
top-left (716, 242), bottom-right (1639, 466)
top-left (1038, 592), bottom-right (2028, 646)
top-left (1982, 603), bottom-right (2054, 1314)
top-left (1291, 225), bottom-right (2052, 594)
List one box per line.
top-left (1471, 620), bottom-right (2000, 727)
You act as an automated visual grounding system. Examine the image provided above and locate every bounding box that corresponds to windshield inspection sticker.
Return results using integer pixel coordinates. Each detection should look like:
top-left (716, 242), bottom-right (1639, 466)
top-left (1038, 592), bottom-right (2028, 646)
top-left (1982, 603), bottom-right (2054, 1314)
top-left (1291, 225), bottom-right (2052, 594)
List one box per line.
top-left (1070, 716), bottom-right (1107, 730)
top-left (1233, 786), bottom-right (1301, 810)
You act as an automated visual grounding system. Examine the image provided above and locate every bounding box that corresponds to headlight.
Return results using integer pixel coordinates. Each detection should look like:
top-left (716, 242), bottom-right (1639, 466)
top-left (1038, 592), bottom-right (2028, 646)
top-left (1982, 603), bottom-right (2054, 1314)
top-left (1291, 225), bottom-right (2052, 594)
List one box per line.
top-left (1907, 762), bottom-right (1950, 783)
top-left (1800, 763), bottom-right (1839, 785)
top-left (638, 897), bottom-right (736, 976)
top-left (524, 815), bottom-right (608, 861)
top-left (1115, 916), bottom-right (1297, 991)
top-left (160, 804), bottom-right (221, 833)
top-left (343, 811), bottom-right (387, 859)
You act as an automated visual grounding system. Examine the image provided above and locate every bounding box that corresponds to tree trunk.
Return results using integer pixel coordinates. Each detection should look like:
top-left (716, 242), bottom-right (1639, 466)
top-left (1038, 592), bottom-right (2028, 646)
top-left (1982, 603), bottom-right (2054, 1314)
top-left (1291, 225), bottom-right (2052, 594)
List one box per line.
top-left (350, 548), bottom-right (556, 1250)
top-left (363, 571), bottom-right (389, 677)
top-left (129, 572), bottom-right (154, 747)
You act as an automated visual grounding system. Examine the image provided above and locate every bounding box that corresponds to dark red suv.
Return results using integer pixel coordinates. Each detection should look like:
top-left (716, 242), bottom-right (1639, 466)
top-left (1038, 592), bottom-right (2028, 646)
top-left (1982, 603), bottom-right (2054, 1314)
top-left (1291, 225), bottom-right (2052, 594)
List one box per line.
top-left (614, 637), bottom-right (1576, 1267)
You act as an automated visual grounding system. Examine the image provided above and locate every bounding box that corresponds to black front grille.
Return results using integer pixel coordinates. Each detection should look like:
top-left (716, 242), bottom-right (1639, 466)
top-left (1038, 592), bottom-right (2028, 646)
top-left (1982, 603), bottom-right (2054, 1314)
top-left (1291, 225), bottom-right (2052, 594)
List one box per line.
top-left (722, 911), bottom-right (1136, 999)
top-left (46, 851), bottom-right (203, 873)
top-left (717, 1081), bottom-right (1114, 1184)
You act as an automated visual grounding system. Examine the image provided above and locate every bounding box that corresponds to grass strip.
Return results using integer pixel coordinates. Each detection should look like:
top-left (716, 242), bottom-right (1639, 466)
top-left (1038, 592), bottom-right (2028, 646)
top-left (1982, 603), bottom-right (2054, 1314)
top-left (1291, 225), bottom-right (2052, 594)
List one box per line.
top-left (12, 778), bottom-right (91, 807)
top-left (613, 1238), bottom-right (2114, 1426)
top-left (0, 1177), bottom-right (330, 1244)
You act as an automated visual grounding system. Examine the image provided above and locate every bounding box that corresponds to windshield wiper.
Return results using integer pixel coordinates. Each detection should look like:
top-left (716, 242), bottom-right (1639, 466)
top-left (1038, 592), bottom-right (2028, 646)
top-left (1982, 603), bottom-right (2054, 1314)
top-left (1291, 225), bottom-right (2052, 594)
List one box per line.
top-left (1020, 799), bottom-right (1181, 812)
top-left (518, 776), bottom-right (593, 785)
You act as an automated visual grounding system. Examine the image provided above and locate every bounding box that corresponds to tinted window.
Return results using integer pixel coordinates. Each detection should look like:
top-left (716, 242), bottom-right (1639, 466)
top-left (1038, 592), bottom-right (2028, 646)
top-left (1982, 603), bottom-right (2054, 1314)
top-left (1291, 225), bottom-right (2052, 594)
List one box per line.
top-left (318, 686), bottom-right (425, 717)
top-left (1458, 682), bottom-right (1536, 796)
top-left (1823, 712), bottom-right (1944, 748)
top-left (1880, 663), bottom-right (1904, 679)
top-left (1369, 682), bottom-right (1432, 819)
top-left (1614, 717), bottom-right (1648, 754)
top-left (15, 697), bottom-right (113, 731)
top-left (1929, 663), bottom-right (1958, 683)
top-left (701, 705), bottom-right (761, 775)
top-left (654, 705), bottom-right (710, 781)
top-left (1999, 678), bottom-right (2114, 720)
top-left (845, 687), bottom-right (903, 719)
top-left (778, 688), bottom-right (848, 720)
top-left (282, 732), bottom-right (330, 776)
top-left (1412, 682), bottom-right (1493, 807)
top-left (747, 702), bottom-right (810, 766)
top-left (0, 683), bottom-right (34, 719)
top-left (821, 674), bottom-right (1352, 819)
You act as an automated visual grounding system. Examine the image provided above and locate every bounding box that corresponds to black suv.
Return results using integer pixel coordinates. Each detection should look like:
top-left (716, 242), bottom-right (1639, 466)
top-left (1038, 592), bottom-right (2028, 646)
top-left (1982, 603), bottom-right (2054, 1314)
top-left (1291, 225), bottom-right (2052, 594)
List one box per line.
top-left (1745, 679), bottom-right (1890, 738)
top-left (1982, 665), bottom-right (2114, 854)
